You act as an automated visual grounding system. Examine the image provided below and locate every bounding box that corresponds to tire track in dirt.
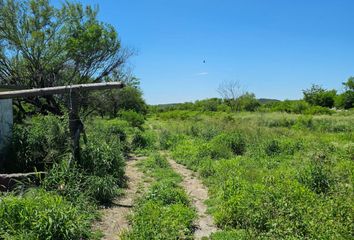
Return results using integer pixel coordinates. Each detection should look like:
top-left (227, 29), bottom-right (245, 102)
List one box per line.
top-left (93, 156), bottom-right (146, 240)
top-left (168, 158), bottom-right (218, 239)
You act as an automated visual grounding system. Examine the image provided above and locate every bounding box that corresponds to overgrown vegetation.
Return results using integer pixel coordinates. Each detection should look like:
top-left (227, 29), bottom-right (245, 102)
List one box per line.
top-left (121, 153), bottom-right (196, 240)
top-left (150, 110), bottom-right (353, 239)
top-left (0, 189), bottom-right (96, 240)
top-left (0, 112), bottom-right (147, 239)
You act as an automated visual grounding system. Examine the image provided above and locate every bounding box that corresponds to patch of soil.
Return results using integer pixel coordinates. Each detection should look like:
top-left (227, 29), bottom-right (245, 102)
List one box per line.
top-left (168, 158), bottom-right (218, 239)
top-left (93, 156), bottom-right (146, 240)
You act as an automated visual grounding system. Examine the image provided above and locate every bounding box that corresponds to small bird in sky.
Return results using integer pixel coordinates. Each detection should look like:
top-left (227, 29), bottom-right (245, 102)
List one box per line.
top-left (203, 60), bottom-right (206, 63)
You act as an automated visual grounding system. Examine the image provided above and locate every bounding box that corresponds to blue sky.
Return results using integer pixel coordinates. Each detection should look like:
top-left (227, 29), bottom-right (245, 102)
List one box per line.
top-left (54, 0), bottom-right (354, 104)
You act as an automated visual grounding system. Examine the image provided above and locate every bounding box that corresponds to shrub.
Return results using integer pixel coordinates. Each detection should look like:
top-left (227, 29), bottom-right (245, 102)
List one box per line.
top-left (298, 152), bottom-right (334, 194)
top-left (199, 159), bottom-right (216, 178)
top-left (304, 105), bottom-right (334, 115)
top-left (303, 84), bottom-right (337, 108)
top-left (0, 189), bottom-right (94, 240)
top-left (4, 115), bottom-right (69, 173)
top-left (119, 110), bottom-right (145, 128)
top-left (42, 159), bottom-right (89, 204)
top-left (131, 130), bottom-right (155, 150)
top-left (86, 175), bottom-right (121, 204)
top-left (80, 138), bottom-right (125, 183)
top-left (210, 132), bottom-right (246, 159)
top-left (265, 139), bottom-right (282, 156)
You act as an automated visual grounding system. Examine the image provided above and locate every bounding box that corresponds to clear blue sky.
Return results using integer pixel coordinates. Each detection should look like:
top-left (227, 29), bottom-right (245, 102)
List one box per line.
top-left (53, 0), bottom-right (354, 104)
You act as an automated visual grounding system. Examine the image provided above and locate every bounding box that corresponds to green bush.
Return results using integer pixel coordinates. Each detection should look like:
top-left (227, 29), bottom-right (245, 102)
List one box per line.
top-left (304, 105), bottom-right (334, 115)
top-left (264, 139), bottom-right (282, 156)
top-left (0, 189), bottom-right (94, 240)
top-left (209, 132), bottom-right (246, 159)
top-left (42, 159), bottom-right (89, 203)
top-left (199, 159), bottom-right (216, 178)
top-left (298, 152), bottom-right (334, 194)
top-left (4, 115), bottom-right (69, 173)
top-left (119, 110), bottom-right (145, 128)
top-left (131, 130), bottom-right (155, 150)
top-left (86, 175), bottom-right (122, 204)
top-left (80, 138), bottom-right (125, 183)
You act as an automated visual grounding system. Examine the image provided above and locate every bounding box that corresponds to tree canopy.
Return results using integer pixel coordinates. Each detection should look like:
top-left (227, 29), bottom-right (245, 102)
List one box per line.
top-left (0, 0), bottom-right (130, 115)
top-left (303, 85), bottom-right (337, 108)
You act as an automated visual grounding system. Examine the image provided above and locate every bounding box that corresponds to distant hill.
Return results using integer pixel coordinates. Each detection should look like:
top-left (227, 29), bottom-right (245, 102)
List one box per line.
top-left (152, 103), bottom-right (183, 108)
top-left (257, 98), bottom-right (280, 104)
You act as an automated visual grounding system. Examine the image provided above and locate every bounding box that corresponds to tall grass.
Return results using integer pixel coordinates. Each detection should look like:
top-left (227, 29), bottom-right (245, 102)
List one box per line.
top-left (151, 111), bottom-right (353, 239)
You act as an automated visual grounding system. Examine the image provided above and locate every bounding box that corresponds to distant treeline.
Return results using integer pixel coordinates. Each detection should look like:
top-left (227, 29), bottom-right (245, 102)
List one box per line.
top-left (150, 78), bottom-right (354, 115)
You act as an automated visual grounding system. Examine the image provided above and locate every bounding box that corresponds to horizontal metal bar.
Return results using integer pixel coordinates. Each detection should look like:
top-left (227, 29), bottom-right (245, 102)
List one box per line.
top-left (0, 82), bottom-right (125, 99)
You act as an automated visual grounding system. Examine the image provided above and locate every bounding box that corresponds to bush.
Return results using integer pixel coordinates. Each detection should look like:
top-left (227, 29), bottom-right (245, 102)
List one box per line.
top-left (303, 84), bottom-right (337, 108)
top-left (298, 152), bottom-right (334, 194)
top-left (304, 105), bottom-right (334, 115)
top-left (131, 130), bottom-right (155, 150)
top-left (86, 175), bottom-right (121, 204)
top-left (0, 189), bottom-right (94, 240)
top-left (265, 139), bottom-right (282, 156)
top-left (210, 132), bottom-right (246, 159)
top-left (119, 110), bottom-right (145, 129)
top-left (4, 115), bottom-right (69, 173)
top-left (81, 138), bottom-right (125, 183)
top-left (199, 159), bottom-right (216, 178)
top-left (42, 159), bottom-right (89, 203)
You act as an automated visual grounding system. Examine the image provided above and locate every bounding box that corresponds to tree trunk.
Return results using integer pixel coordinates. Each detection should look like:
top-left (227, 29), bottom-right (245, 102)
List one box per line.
top-left (68, 92), bottom-right (82, 160)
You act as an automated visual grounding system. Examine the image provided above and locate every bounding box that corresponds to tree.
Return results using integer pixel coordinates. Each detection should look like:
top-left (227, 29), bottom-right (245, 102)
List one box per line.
top-left (335, 77), bottom-right (354, 109)
top-left (343, 77), bottom-right (354, 91)
top-left (89, 75), bottom-right (147, 118)
top-left (217, 80), bottom-right (243, 100)
top-left (217, 80), bottom-right (243, 111)
top-left (0, 0), bottom-right (131, 115)
top-left (303, 85), bottom-right (337, 108)
top-left (235, 92), bottom-right (260, 111)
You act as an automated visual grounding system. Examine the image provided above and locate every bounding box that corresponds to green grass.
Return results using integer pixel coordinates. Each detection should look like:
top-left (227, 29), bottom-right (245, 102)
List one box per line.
top-left (1, 116), bottom-right (140, 239)
top-left (121, 153), bottom-right (196, 240)
top-left (150, 111), bottom-right (354, 239)
top-left (0, 189), bottom-right (97, 240)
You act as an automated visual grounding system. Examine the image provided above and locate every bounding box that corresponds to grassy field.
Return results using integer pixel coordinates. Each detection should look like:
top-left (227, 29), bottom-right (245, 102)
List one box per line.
top-left (148, 110), bottom-right (353, 239)
top-left (1, 110), bottom-right (352, 239)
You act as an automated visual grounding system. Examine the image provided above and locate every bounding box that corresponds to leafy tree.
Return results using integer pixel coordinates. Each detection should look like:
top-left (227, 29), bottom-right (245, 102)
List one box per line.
top-left (89, 75), bottom-right (147, 118)
top-left (343, 77), bottom-right (354, 90)
top-left (335, 77), bottom-right (354, 109)
top-left (0, 0), bottom-right (130, 115)
top-left (303, 85), bottom-right (337, 108)
top-left (235, 92), bottom-right (260, 111)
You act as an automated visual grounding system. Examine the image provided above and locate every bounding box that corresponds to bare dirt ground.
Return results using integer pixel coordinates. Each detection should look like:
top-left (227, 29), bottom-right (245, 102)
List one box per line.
top-left (168, 158), bottom-right (218, 239)
top-left (93, 156), bottom-right (146, 240)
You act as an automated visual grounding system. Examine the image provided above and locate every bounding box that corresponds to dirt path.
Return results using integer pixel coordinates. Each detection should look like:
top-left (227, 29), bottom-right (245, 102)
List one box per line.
top-left (168, 158), bottom-right (218, 239)
top-left (93, 156), bottom-right (146, 240)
